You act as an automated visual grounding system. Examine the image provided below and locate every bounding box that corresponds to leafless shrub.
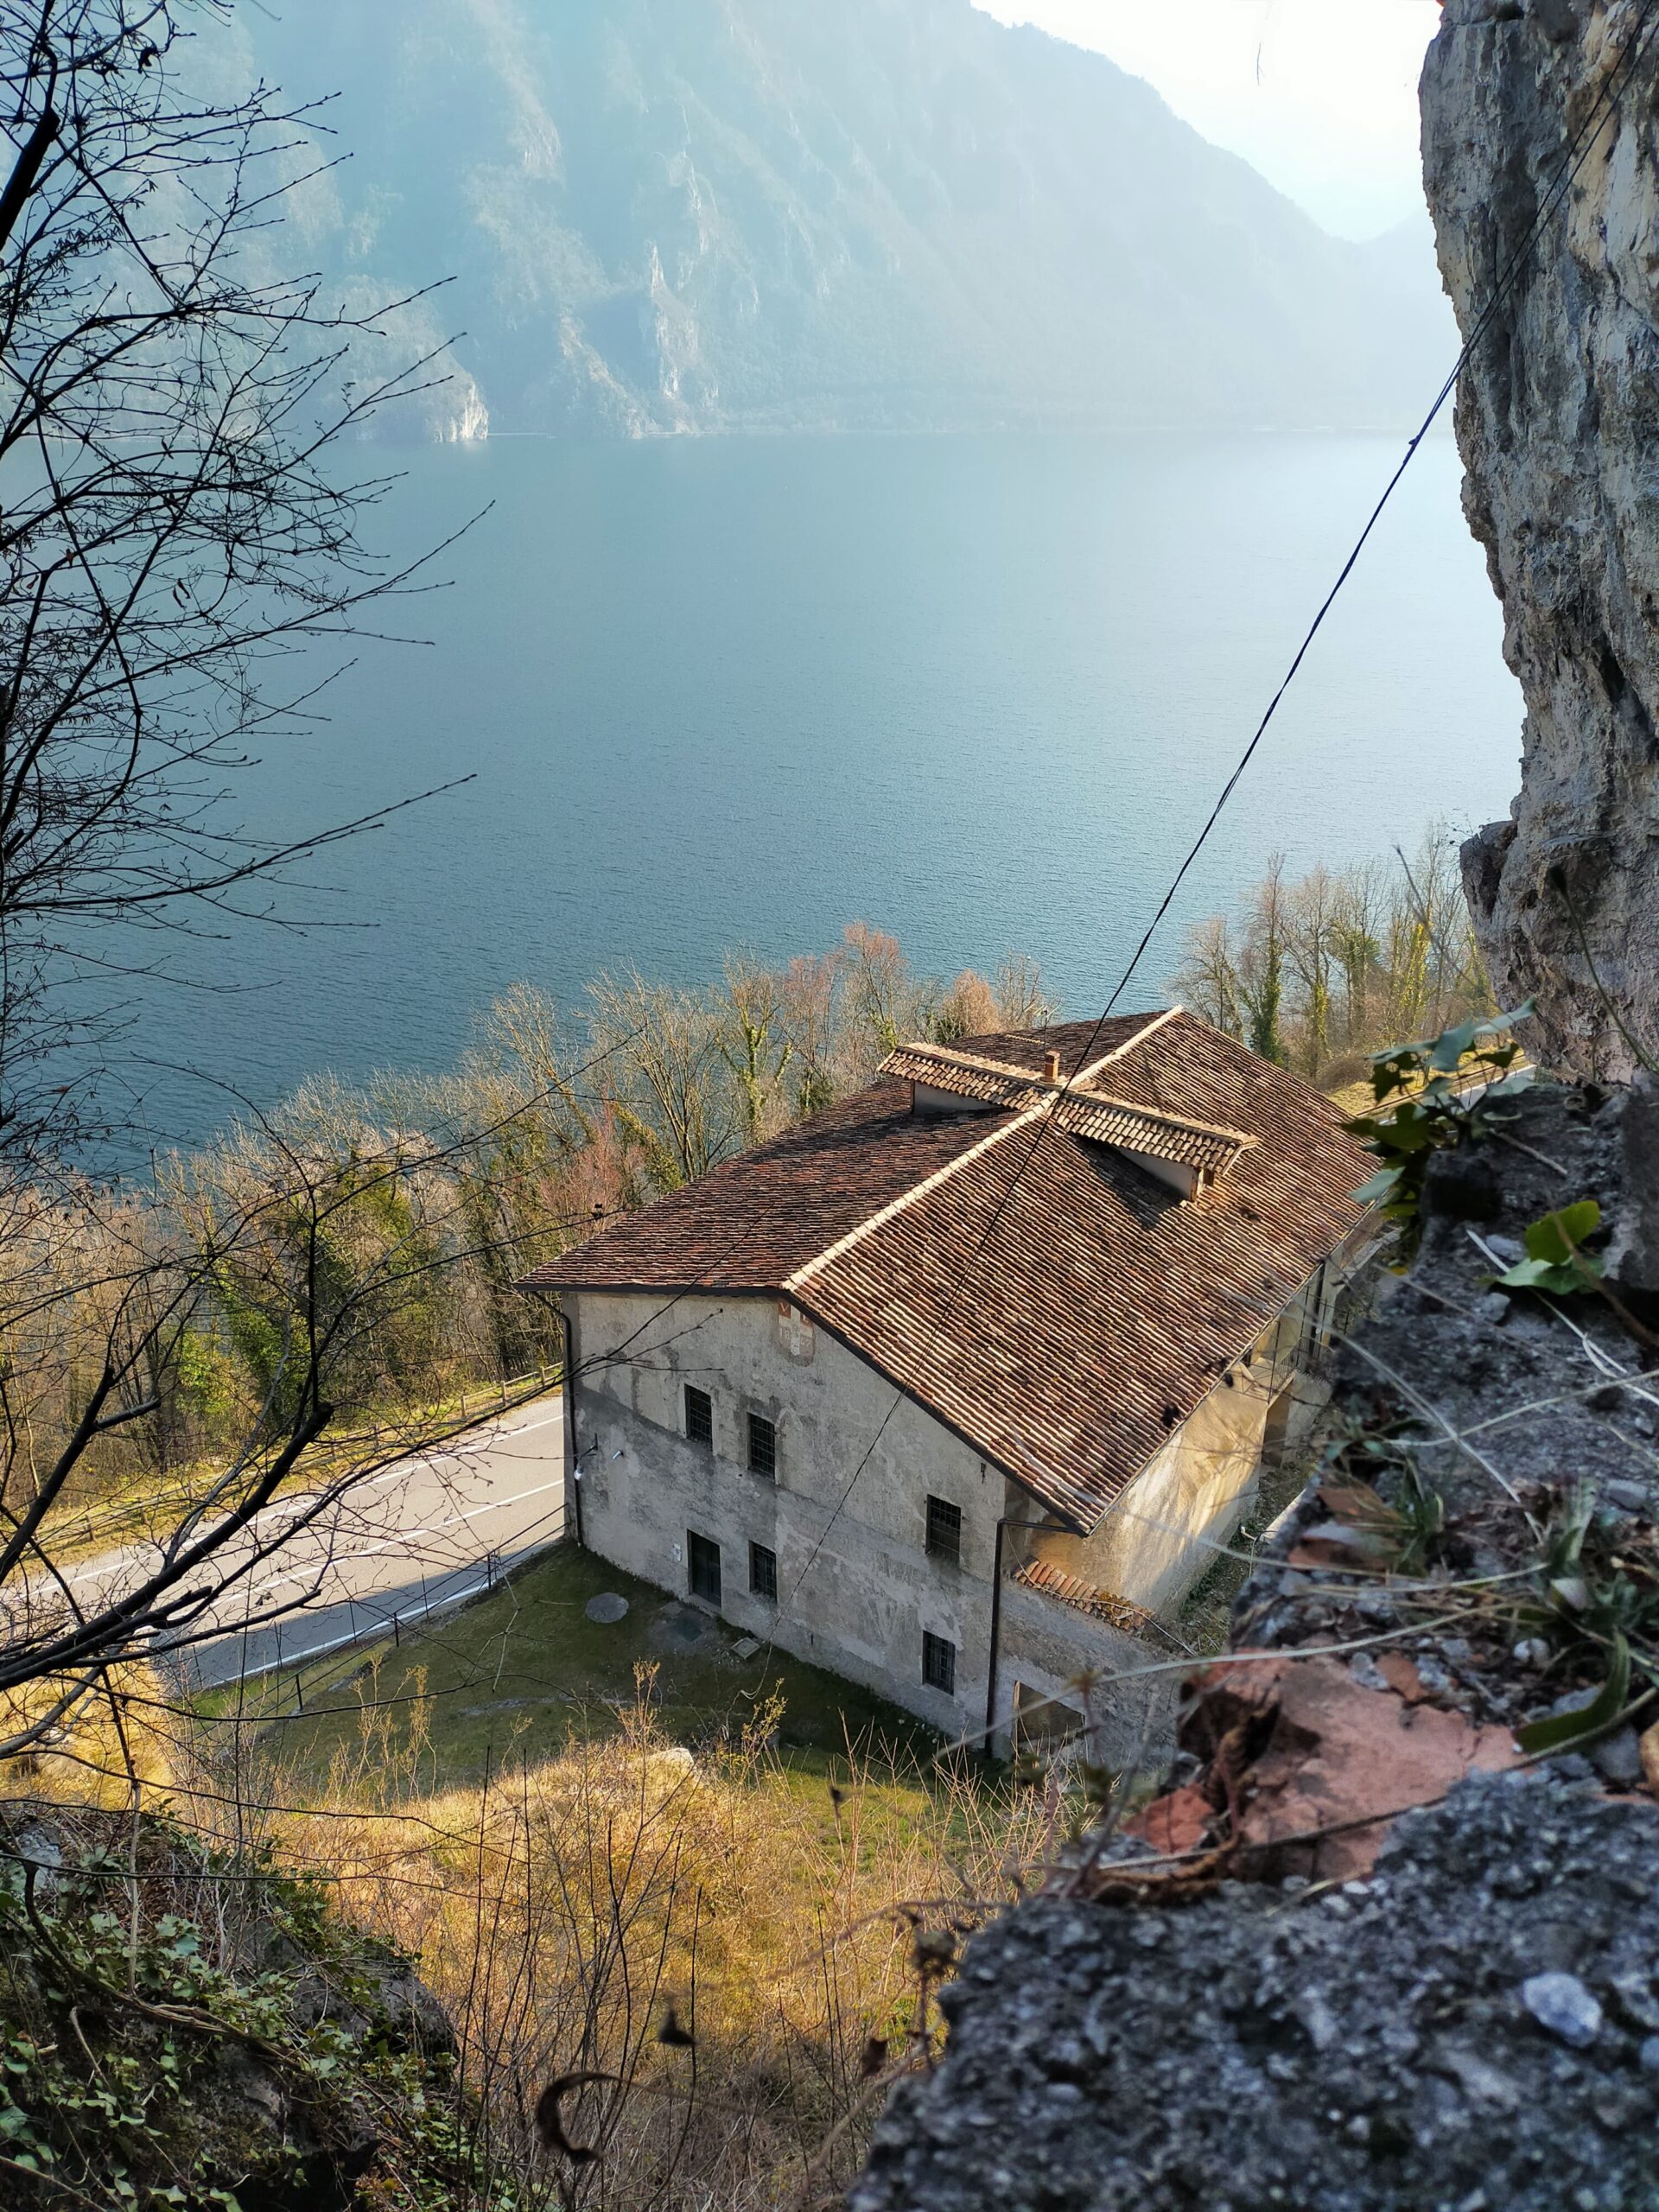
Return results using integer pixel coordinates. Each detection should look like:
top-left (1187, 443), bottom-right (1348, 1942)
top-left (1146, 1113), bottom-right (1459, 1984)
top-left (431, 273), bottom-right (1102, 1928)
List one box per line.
top-left (0, 0), bottom-right (467, 1162)
top-left (247, 1683), bottom-right (1049, 2210)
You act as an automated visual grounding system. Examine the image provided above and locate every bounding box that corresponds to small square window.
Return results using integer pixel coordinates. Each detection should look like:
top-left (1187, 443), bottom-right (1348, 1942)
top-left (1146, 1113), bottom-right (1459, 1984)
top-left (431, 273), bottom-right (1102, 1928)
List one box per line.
top-left (684, 1384), bottom-right (712, 1446)
top-left (925, 1495), bottom-right (962, 1567)
top-left (922, 1631), bottom-right (956, 1696)
top-left (749, 1541), bottom-right (778, 1604)
top-left (747, 1411), bottom-right (777, 1479)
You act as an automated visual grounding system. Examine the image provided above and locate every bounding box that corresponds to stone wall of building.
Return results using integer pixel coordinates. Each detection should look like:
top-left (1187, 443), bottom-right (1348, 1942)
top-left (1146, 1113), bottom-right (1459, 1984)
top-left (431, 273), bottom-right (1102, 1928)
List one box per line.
top-left (566, 1287), bottom-right (1006, 1735)
top-left (564, 1278), bottom-right (1306, 1751)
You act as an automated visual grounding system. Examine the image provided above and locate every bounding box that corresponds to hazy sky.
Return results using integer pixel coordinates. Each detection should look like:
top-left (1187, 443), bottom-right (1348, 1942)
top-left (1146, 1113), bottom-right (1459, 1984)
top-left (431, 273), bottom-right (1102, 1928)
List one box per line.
top-left (974, 1), bottom-right (1444, 239)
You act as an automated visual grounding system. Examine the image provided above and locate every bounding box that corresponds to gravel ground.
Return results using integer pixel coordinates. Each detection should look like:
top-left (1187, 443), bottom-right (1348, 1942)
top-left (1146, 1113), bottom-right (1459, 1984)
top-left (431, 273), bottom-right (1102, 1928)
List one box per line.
top-left (853, 1768), bottom-right (1659, 2212)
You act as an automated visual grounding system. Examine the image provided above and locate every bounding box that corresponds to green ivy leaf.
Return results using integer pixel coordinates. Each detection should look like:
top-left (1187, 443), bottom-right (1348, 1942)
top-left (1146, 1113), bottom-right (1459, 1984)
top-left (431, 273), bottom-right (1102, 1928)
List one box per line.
top-left (1493, 1256), bottom-right (1586, 1294)
top-left (1427, 1015), bottom-right (1484, 1072)
top-left (1524, 1199), bottom-right (1602, 1266)
top-left (1351, 1166), bottom-right (1403, 1205)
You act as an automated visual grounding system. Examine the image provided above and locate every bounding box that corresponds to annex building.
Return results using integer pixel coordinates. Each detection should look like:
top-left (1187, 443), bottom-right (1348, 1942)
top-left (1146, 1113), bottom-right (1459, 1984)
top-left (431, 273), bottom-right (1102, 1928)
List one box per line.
top-left (522, 1011), bottom-right (1376, 1757)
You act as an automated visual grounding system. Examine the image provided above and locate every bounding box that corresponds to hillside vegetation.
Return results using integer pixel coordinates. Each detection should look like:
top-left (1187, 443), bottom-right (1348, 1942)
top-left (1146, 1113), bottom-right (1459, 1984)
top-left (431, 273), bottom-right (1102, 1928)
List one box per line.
top-left (1173, 831), bottom-right (1491, 1089)
top-left (6, 1598), bottom-right (1054, 2210)
top-left (18, 924), bottom-right (1048, 1530)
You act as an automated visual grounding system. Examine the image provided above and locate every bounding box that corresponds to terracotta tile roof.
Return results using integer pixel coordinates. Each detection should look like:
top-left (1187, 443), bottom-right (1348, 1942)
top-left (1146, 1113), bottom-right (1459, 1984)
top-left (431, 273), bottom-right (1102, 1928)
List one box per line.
top-left (910, 1016), bottom-right (1159, 1082)
top-left (885, 1033), bottom-right (1255, 1177)
top-left (524, 1011), bottom-right (1372, 1529)
top-left (1011, 1558), bottom-right (1156, 1637)
top-left (881, 1043), bottom-right (1045, 1108)
top-left (1049, 1092), bottom-right (1253, 1176)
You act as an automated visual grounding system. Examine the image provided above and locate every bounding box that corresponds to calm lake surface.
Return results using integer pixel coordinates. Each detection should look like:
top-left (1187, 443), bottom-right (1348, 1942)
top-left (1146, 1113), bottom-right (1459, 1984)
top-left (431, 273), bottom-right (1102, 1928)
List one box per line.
top-left (105, 431), bottom-right (1522, 1154)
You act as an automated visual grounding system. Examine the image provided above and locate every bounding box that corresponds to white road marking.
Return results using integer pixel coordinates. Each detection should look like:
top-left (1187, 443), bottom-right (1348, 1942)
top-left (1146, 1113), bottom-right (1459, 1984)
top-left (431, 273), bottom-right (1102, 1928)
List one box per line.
top-left (40, 1397), bottom-right (566, 1685)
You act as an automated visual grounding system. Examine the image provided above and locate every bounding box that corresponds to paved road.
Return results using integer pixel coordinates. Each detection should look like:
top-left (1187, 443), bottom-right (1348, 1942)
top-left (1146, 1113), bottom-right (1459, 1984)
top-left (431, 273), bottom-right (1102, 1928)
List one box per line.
top-left (57, 1395), bottom-right (568, 1689)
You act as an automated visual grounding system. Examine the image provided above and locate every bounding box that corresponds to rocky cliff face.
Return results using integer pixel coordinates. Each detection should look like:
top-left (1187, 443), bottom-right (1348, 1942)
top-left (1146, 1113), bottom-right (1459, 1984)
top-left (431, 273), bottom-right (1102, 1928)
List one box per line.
top-left (1423, 0), bottom-right (1659, 1077)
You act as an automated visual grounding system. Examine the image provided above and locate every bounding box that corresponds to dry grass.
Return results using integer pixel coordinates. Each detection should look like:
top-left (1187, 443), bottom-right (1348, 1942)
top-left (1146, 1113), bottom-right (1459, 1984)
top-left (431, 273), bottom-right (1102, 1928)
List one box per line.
top-left (7, 1647), bottom-right (1060, 2209)
top-left (9, 1662), bottom-right (1055, 2205)
top-left (213, 1542), bottom-right (932, 1791)
top-left (168, 1673), bottom-right (1049, 2209)
top-left (10, 1574), bottom-right (1066, 2204)
top-left (0, 1660), bottom-right (175, 1805)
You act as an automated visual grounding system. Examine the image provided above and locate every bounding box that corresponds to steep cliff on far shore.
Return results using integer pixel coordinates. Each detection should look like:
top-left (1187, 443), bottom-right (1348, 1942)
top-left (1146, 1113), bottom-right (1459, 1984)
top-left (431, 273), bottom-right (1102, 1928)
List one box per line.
top-left (235, 0), bottom-right (1451, 438)
top-left (1424, 0), bottom-right (1659, 1078)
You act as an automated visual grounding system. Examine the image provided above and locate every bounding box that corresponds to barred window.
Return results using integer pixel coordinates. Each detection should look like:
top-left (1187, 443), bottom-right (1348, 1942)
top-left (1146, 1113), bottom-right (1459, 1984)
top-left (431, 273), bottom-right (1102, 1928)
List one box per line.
top-left (749, 1541), bottom-right (778, 1604)
top-left (922, 1631), bottom-right (957, 1696)
top-left (684, 1384), bottom-right (713, 1446)
top-left (925, 1495), bottom-right (962, 1566)
top-left (747, 1411), bottom-right (778, 1479)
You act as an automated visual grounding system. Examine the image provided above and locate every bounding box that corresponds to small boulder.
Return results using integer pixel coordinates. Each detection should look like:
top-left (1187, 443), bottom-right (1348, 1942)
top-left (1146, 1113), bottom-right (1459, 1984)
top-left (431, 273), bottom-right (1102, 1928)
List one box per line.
top-left (1521, 1971), bottom-right (1601, 2048)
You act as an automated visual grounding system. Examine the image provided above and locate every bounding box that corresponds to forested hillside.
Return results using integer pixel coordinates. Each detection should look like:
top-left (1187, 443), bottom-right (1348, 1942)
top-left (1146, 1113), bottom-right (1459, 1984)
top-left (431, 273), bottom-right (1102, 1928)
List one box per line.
top-left (232, 0), bottom-right (1452, 437)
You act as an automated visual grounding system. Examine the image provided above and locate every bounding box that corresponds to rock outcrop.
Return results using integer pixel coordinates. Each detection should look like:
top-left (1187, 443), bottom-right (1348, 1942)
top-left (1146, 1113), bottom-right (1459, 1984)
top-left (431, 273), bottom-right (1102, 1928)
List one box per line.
top-left (854, 1774), bottom-right (1659, 2212)
top-left (1422, 0), bottom-right (1659, 1077)
top-left (0, 1808), bottom-right (466, 2211)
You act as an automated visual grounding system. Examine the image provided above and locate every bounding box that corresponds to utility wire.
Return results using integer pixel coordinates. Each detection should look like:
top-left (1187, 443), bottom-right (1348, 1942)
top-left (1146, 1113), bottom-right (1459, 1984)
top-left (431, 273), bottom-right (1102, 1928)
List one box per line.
top-left (763, 0), bottom-right (1659, 1660)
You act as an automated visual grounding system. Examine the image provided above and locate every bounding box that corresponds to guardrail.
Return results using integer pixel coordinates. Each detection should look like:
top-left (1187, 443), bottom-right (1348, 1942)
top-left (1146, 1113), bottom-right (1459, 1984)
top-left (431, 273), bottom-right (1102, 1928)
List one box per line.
top-left (243, 1506), bottom-right (572, 1694)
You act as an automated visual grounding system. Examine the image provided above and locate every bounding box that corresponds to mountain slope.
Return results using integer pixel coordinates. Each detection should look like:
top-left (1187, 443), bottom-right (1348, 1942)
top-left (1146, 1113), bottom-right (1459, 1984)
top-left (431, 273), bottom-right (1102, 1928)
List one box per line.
top-left (248, 0), bottom-right (1452, 436)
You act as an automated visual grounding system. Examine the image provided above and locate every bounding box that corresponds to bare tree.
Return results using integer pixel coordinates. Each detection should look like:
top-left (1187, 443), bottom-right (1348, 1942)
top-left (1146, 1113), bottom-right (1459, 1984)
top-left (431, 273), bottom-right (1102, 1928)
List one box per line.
top-left (0, 0), bottom-right (461, 1157)
top-left (932, 968), bottom-right (1001, 1045)
top-left (715, 953), bottom-right (794, 1146)
top-left (1173, 836), bottom-right (1493, 1082)
top-left (1173, 914), bottom-right (1245, 1040)
top-left (1237, 855), bottom-right (1288, 1067)
top-left (1331, 864), bottom-right (1383, 1050)
top-left (993, 949), bottom-right (1052, 1032)
top-left (0, 0), bottom-right (556, 1782)
top-left (1, 1140), bottom-right (410, 1755)
top-left (776, 947), bottom-right (845, 1117)
top-left (1284, 866), bottom-right (1338, 1072)
top-left (588, 968), bottom-right (736, 1193)
top-left (841, 920), bottom-right (938, 1078)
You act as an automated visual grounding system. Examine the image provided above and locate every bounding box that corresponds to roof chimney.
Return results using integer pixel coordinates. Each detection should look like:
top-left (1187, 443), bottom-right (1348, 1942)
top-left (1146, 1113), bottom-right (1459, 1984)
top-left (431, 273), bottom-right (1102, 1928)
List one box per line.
top-left (1042, 1049), bottom-right (1061, 1084)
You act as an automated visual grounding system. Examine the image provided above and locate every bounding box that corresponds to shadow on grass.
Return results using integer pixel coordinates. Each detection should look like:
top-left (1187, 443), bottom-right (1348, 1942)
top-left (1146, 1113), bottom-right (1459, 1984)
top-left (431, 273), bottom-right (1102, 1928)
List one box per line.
top-left (231, 1541), bottom-right (940, 1794)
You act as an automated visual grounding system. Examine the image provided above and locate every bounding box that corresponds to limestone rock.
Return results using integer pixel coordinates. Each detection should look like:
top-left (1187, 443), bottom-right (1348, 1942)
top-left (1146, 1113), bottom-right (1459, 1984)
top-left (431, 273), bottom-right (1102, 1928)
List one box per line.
top-left (851, 1775), bottom-right (1659, 2212)
top-left (1421, 0), bottom-right (1659, 1077)
top-left (1610, 1072), bottom-right (1659, 1289)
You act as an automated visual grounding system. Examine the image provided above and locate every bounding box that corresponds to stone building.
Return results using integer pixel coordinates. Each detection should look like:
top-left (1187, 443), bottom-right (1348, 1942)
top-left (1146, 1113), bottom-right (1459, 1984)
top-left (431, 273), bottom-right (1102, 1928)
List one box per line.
top-left (522, 1011), bottom-right (1375, 1756)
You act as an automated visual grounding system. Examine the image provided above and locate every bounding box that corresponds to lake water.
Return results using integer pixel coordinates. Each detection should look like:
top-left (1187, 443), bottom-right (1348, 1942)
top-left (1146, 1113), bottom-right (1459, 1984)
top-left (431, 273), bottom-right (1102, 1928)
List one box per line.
top-left (101, 431), bottom-right (1522, 1155)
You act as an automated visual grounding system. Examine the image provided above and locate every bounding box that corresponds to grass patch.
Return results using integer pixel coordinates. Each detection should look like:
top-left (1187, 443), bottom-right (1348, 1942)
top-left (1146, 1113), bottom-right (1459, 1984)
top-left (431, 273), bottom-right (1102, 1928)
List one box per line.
top-left (234, 1542), bottom-right (936, 1796)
